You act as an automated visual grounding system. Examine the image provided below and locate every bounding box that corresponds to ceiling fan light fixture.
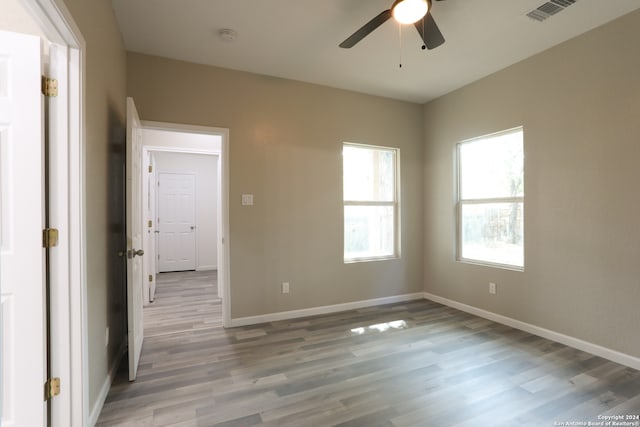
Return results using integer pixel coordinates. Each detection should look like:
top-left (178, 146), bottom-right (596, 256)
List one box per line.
top-left (392, 0), bottom-right (429, 25)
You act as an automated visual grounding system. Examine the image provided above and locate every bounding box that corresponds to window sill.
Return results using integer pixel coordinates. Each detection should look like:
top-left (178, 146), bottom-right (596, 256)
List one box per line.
top-left (344, 255), bottom-right (399, 264)
top-left (457, 258), bottom-right (524, 272)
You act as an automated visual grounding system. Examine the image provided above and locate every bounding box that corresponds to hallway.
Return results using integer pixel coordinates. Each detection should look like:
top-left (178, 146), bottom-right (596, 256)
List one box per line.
top-left (97, 270), bottom-right (222, 425)
top-left (144, 271), bottom-right (223, 337)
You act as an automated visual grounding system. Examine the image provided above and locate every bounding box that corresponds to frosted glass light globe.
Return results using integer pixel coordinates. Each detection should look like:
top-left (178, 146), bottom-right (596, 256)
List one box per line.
top-left (392, 0), bottom-right (429, 25)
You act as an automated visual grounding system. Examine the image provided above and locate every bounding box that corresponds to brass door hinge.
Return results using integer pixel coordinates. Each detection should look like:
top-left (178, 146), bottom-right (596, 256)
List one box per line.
top-left (148, 165), bottom-right (153, 173)
top-left (149, 274), bottom-right (153, 282)
top-left (44, 377), bottom-right (60, 400)
top-left (41, 76), bottom-right (58, 97)
top-left (148, 220), bottom-right (152, 228)
top-left (43, 228), bottom-right (59, 248)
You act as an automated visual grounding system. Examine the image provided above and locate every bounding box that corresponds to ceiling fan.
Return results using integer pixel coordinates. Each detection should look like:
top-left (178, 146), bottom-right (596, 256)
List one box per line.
top-left (339, 0), bottom-right (445, 50)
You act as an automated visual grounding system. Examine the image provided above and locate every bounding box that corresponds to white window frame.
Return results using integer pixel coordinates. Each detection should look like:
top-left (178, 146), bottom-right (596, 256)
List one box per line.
top-left (456, 127), bottom-right (524, 271)
top-left (343, 142), bottom-right (401, 263)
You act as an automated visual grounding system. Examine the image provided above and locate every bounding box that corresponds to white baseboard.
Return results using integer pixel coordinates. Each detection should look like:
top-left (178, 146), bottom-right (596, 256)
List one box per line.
top-left (88, 340), bottom-right (126, 426)
top-left (229, 293), bottom-right (425, 328)
top-left (423, 292), bottom-right (640, 371)
top-left (196, 265), bottom-right (217, 271)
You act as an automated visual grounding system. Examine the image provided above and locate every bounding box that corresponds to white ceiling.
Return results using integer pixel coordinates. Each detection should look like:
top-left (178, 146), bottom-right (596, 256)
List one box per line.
top-left (111, 0), bottom-right (640, 104)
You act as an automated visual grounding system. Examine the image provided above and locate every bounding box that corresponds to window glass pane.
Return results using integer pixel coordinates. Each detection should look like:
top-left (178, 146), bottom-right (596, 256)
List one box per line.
top-left (461, 202), bottom-right (523, 267)
top-left (344, 205), bottom-right (394, 260)
top-left (460, 130), bottom-right (523, 200)
top-left (343, 145), bottom-right (395, 202)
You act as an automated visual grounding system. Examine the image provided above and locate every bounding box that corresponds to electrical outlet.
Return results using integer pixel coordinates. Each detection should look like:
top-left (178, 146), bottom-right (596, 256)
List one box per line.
top-left (489, 282), bottom-right (497, 295)
top-left (105, 327), bottom-right (110, 347)
top-left (282, 282), bottom-right (290, 294)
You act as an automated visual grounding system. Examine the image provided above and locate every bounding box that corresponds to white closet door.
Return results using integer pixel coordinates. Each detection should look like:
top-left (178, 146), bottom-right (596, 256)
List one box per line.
top-left (158, 173), bottom-right (196, 272)
top-left (0, 30), bottom-right (46, 427)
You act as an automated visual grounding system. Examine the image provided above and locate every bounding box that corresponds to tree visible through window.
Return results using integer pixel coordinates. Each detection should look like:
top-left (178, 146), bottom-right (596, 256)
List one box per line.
top-left (343, 143), bottom-right (399, 262)
top-left (458, 128), bottom-right (524, 269)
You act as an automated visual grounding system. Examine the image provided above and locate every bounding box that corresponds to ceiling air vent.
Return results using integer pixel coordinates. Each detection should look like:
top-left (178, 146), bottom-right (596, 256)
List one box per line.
top-left (526, 0), bottom-right (578, 22)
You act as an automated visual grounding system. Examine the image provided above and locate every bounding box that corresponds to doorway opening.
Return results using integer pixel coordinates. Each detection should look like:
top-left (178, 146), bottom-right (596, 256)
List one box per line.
top-left (140, 122), bottom-right (230, 325)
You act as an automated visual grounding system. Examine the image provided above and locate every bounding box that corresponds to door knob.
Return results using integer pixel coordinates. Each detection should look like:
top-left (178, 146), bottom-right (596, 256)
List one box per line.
top-left (190, 226), bottom-right (195, 230)
top-left (127, 249), bottom-right (145, 258)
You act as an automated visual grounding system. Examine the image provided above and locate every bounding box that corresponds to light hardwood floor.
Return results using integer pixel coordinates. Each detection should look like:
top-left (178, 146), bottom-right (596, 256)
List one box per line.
top-left (97, 271), bottom-right (640, 426)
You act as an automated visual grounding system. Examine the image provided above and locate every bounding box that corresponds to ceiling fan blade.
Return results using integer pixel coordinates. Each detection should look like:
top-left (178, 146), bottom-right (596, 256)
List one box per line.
top-left (339, 9), bottom-right (392, 48)
top-left (414, 12), bottom-right (445, 50)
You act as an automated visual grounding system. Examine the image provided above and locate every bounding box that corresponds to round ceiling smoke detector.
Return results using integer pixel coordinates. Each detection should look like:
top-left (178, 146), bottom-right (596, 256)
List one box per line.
top-left (219, 29), bottom-right (237, 42)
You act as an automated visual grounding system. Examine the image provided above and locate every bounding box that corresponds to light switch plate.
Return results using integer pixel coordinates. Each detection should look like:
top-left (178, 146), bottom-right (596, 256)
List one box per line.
top-left (489, 282), bottom-right (497, 295)
top-left (241, 194), bottom-right (254, 206)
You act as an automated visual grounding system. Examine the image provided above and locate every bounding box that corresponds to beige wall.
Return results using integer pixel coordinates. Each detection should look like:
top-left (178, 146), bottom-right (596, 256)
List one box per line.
top-left (423, 10), bottom-right (640, 358)
top-left (127, 54), bottom-right (425, 318)
top-left (61, 0), bottom-right (128, 411)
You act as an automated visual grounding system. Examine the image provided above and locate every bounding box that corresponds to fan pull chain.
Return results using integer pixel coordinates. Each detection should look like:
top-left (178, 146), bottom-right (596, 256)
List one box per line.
top-left (398, 23), bottom-right (403, 68)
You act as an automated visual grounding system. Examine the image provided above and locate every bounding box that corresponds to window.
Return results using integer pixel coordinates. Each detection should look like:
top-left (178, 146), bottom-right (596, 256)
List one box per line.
top-left (457, 127), bottom-right (524, 269)
top-left (343, 143), bottom-right (399, 262)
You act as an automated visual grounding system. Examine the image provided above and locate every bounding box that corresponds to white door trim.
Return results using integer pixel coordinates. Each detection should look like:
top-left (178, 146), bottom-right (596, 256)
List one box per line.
top-left (18, 0), bottom-right (87, 425)
top-left (141, 150), bottom-right (156, 304)
top-left (140, 121), bottom-right (231, 328)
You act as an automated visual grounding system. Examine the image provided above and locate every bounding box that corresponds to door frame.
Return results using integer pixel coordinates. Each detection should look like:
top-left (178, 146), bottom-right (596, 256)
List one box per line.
top-left (12, 0), bottom-right (87, 425)
top-left (141, 121), bottom-right (231, 327)
top-left (142, 150), bottom-right (157, 303)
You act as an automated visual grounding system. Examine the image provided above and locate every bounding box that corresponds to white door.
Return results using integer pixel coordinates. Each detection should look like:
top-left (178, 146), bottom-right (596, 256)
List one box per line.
top-left (0, 31), bottom-right (46, 427)
top-left (145, 152), bottom-right (157, 302)
top-left (158, 173), bottom-right (196, 272)
top-left (125, 97), bottom-right (144, 381)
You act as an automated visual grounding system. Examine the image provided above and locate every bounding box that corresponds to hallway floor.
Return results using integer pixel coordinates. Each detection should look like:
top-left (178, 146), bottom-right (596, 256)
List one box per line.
top-left (97, 272), bottom-right (640, 426)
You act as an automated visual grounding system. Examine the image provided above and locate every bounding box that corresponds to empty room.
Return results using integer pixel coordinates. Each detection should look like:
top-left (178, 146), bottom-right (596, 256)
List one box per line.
top-left (1, 0), bottom-right (640, 426)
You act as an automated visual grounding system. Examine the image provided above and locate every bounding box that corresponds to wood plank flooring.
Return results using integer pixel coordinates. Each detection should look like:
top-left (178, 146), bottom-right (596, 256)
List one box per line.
top-left (97, 271), bottom-right (640, 426)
